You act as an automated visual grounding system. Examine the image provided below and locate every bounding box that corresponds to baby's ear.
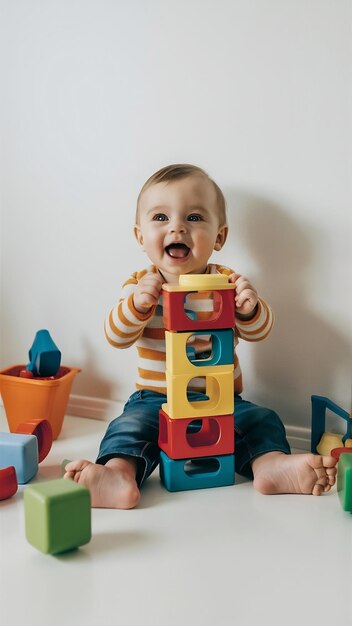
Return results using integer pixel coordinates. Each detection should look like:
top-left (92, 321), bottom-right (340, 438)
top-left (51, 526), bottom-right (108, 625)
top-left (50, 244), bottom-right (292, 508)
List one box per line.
top-left (214, 225), bottom-right (228, 251)
top-left (134, 225), bottom-right (144, 248)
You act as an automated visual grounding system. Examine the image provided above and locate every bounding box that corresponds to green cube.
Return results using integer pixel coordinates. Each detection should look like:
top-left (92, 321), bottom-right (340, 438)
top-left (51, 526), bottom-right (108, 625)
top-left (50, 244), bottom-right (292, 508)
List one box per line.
top-left (337, 453), bottom-right (352, 512)
top-left (24, 478), bottom-right (91, 554)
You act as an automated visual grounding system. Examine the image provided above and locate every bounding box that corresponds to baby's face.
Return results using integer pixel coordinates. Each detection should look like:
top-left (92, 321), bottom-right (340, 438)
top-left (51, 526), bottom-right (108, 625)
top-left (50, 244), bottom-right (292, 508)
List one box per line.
top-left (134, 175), bottom-right (227, 284)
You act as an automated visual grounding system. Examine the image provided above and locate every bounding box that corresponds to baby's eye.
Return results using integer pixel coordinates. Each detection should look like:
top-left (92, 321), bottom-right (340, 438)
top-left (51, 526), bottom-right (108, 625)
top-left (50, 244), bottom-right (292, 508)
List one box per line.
top-left (153, 213), bottom-right (168, 221)
top-left (187, 214), bottom-right (203, 222)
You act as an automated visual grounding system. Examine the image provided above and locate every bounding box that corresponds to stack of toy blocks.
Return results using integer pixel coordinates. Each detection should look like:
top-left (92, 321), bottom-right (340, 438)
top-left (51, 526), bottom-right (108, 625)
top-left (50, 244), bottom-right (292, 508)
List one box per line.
top-left (159, 274), bottom-right (236, 492)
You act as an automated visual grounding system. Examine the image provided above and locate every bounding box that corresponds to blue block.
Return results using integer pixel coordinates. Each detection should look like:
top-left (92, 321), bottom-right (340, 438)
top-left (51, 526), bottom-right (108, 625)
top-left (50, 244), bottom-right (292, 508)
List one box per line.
top-left (186, 329), bottom-right (234, 367)
top-left (0, 432), bottom-right (38, 483)
top-left (159, 451), bottom-right (235, 492)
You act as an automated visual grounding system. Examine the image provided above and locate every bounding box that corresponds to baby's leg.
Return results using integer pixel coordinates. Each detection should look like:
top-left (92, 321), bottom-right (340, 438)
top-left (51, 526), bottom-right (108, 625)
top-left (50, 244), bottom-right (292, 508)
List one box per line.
top-left (64, 390), bottom-right (162, 509)
top-left (64, 457), bottom-right (140, 509)
top-left (252, 451), bottom-right (337, 496)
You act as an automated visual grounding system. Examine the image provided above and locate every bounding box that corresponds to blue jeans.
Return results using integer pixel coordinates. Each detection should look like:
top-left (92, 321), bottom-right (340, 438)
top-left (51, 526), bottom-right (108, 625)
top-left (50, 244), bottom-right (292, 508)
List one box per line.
top-left (96, 390), bottom-right (291, 486)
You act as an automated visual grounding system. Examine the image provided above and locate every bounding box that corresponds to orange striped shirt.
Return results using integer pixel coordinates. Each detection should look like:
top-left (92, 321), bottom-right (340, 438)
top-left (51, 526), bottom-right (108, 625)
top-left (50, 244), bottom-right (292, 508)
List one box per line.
top-left (104, 264), bottom-right (274, 394)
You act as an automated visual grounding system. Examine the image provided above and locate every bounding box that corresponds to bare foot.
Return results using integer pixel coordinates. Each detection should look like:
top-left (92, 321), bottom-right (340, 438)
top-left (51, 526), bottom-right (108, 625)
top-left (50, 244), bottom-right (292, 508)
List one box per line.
top-left (252, 452), bottom-right (337, 496)
top-left (64, 457), bottom-right (140, 509)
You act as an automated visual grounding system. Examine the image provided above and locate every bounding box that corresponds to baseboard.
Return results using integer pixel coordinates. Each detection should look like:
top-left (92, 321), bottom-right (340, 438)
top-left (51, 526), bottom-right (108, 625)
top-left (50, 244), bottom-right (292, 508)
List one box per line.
top-left (67, 394), bottom-right (312, 452)
top-left (285, 425), bottom-right (311, 452)
top-left (67, 394), bottom-right (124, 421)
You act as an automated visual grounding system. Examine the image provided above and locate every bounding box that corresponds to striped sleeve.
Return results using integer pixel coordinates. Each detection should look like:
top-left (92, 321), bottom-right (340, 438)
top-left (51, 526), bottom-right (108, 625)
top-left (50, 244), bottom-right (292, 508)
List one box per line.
top-left (104, 272), bottom-right (157, 349)
top-left (235, 297), bottom-right (274, 342)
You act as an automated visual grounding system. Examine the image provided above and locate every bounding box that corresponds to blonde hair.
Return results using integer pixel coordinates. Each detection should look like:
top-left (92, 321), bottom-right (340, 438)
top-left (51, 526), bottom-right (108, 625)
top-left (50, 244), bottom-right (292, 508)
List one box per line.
top-left (135, 164), bottom-right (227, 226)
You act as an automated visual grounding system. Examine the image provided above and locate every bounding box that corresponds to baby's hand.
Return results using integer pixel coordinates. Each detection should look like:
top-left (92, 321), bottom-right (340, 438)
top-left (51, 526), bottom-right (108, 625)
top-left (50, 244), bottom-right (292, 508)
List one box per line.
top-left (133, 272), bottom-right (163, 313)
top-left (229, 273), bottom-right (258, 318)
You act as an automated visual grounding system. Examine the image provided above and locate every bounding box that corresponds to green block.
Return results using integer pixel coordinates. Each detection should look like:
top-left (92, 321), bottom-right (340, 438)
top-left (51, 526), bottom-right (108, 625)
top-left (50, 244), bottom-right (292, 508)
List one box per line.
top-left (337, 453), bottom-right (352, 512)
top-left (61, 459), bottom-right (72, 475)
top-left (24, 478), bottom-right (91, 554)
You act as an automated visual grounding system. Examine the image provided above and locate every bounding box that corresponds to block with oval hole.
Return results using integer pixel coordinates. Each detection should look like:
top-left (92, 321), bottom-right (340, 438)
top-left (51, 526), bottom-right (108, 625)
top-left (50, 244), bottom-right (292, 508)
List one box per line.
top-left (162, 287), bottom-right (235, 332)
top-left (165, 328), bottom-right (234, 375)
top-left (159, 451), bottom-right (235, 491)
top-left (158, 409), bottom-right (234, 459)
top-left (162, 369), bottom-right (234, 419)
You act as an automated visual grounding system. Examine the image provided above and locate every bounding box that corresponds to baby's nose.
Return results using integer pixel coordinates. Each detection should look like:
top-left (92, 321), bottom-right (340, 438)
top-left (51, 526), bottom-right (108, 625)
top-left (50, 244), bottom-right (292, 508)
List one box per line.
top-left (170, 219), bottom-right (187, 233)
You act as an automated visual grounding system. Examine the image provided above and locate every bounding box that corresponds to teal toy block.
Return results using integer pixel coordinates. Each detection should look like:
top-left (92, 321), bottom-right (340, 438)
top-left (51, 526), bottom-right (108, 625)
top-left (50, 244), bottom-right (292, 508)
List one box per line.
top-left (189, 329), bottom-right (234, 366)
top-left (337, 453), bottom-right (352, 512)
top-left (0, 432), bottom-right (38, 483)
top-left (24, 478), bottom-right (91, 554)
top-left (159, 451), bottom-right (235, 492)
top-left (27, 329), bottom-right (61, 377)
top-left (166, 328), bottom-right (234, 373)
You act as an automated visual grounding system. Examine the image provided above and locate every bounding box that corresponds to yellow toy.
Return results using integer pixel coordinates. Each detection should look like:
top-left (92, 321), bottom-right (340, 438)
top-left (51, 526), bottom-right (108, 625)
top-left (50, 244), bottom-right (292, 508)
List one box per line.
top-left (316, 433), bottom-right (352, 456)
top-left (162, 273), bottom-right (236, 291)
top-left (165, 328), bottom-right (234, 376)
top-left (162, 368), bottom-right (235, 419)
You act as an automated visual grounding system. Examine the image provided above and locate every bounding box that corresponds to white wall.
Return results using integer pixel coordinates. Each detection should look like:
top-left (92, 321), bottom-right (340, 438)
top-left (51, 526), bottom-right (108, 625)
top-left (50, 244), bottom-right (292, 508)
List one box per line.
top-left (1, 0), bottom-right (351, 430)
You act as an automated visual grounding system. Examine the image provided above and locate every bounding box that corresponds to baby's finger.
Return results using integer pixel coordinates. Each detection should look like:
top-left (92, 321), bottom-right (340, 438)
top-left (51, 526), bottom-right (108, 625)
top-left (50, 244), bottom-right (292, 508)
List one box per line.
top-left (228, 272), bottom-right (241, 284)
top-left (139, 275), bottom-right (162, 293)
top-left (139, 284), bottom-right (161, 303)
top-left (136, 294), bottom-right (158, 310)
top-left (236, 289), bottom-right (257, 309)
top-left (234, 276), bottom-right (254, 292)
top-left (144, 272), bottom-right (163, 287)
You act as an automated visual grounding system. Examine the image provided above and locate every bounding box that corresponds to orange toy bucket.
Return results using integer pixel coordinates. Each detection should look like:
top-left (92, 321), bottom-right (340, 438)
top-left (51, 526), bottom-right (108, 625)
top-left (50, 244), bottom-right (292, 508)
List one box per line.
top-left (0, 365), bottom-right (80, 440)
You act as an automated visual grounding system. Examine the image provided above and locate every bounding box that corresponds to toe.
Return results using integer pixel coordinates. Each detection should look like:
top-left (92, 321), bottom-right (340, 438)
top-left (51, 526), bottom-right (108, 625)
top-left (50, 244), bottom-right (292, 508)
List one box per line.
top-left (321, 455), bottom-right (338, 468)
top-left (326, 468), bottom-right (337, 486)
top-left (65, 459), bottom-right (90, 472)
top-left (312, 483), bottom-right (324, 496)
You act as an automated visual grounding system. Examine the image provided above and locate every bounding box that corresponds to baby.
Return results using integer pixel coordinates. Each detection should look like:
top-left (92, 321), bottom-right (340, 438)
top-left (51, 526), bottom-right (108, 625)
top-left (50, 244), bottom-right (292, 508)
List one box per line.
top-left (65, 164), bottom-right (337, 508)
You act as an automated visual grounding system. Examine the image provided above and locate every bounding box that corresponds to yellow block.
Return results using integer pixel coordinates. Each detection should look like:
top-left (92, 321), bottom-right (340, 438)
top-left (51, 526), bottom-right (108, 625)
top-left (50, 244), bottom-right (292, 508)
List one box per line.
top-left (162, 369), bottom-right (234, 419)
top-left (162, 274), bottom-right (236, 292)
top-left (165, 330), bottom-right (232, 375)
top-left (316, 432), bottom-right (343, 456)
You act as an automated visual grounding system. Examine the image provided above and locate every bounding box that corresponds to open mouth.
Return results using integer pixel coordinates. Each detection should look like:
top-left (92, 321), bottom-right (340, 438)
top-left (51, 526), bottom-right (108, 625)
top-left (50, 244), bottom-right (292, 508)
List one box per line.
top-left (165, 243), bottom-right (190, 259)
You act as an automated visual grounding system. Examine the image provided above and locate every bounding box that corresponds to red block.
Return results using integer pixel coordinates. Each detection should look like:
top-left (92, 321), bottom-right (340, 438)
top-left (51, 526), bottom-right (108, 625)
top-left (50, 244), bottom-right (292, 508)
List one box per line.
top-left (331, 447), bottom-right (352, 461)
top-left (159, 409), bottom-right (234, 459)
top-left (0, 466), bottom-right (18, 500)
top-left (16, 419), bottom-right (53, 463)
top-left (162, 288), bottom-right (235, 331)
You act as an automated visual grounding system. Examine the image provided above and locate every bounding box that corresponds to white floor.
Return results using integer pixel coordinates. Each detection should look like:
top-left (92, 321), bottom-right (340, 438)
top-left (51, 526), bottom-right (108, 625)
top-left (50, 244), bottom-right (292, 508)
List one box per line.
top-left (1, 407), bottom-right (351, 626)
